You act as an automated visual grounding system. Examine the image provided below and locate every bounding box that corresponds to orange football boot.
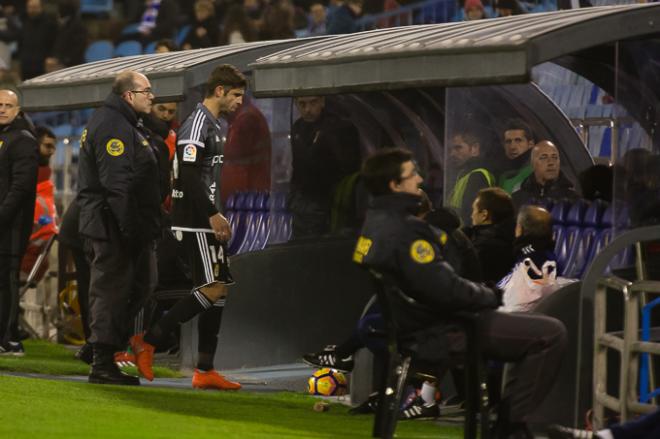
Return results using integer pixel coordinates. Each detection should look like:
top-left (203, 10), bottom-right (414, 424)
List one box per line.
top-left (129, 334), bottom-right (155, 381)
top-left (192, 369), bottom-right (242, 390)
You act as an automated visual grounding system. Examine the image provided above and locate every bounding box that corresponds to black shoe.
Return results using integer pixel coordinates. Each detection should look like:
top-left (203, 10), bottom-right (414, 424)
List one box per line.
top-left (302, 345), bottom-right (354, 372)
top-left (399, 397), bottom-right (440, 420)
top-left (348, 392), bottom-right (379, 415)
top-left (75, 343), bottom-right (93, 365)
top-left (0, 340), bottom-right (24, 356)
top-left (89, 364), bottom-right (140, 386)
top-left (548, 425), bottom-right (597, 439)
top-left (89, 343), bottom-right (140, 386)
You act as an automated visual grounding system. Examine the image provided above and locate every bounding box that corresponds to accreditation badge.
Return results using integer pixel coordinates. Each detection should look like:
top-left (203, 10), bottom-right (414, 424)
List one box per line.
top-left (410, 240), bottom-right (435, 264)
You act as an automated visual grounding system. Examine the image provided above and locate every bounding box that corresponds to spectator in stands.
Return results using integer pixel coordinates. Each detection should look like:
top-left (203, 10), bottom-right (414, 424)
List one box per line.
top-left (135, 0), bottom-right (180, 43)
top-left (0, 88), bottom-right (39, 355)
top-left (289, 96), bottom-right (361, 238)
top-left (0, 4), bottom-right (20, 71)
top-left (495, 0), bottom-right (523, 17)
top-left (464, 0), bottom-right (486, 20)
top-left (463, 187), bottom-right (516, 284)
top-left (326, 0), bottom-right (363, 34)
top-left (447, 130), bottom-right (496, 225)
top-left (498, 205), bottom-right (558, 312)
top-left (154, 38), bottom-right (178, 52)
top-left (354, 147), bottom-right (566, 439)
top-left (20, 127), bottom-right (58, 283)
top-left (260, 0), bottom-right (295, 40)
top-left (19, 0), bottom-right (58, 80)
top-left (307, 2), bottom-right (327, 36)
top-left (243, 0), bottom-right (266, 37)
top-left (512, 140), bottom-right (579, 208)
top-left (219, 4), bottom-right (256, 45)
top-left (181, 0), bottom-right (219, 50)
top-left (497, 118), bottom-right (535, 194)
top-left (44, 0), bottom-right (87, 73)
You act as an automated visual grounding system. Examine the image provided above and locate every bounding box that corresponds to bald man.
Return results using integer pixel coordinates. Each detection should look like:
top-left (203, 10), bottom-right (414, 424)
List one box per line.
top-left (499, 205), bottom-right (558, 312)
top-left (78, 70), bottom-right (161, 385)
top-left (0, 89), bottom-right (39, 355)
top-left (511, 140), bottom-right (579, 208)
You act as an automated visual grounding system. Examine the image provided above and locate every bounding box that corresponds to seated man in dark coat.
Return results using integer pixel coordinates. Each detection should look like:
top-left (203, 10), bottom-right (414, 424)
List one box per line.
top-left (354, 147), bottom-right (567, 439)
top-left (512, 140), bottom-right (579, 209)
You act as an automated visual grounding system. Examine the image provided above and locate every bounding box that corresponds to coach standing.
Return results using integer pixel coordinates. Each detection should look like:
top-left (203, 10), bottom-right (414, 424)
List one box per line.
top-left (78, 70), bottom-right (161, 385)
top-left (0, 89), bottom-right (39, 355)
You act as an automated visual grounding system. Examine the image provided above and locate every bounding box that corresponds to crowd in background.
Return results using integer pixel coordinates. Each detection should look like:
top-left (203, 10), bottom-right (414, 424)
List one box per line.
top-left (0, 0), bottom-right (575, 84)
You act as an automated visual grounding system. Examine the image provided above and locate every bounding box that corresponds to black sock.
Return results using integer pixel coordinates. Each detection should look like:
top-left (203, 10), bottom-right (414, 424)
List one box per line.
top-left (196, 306), bottom-right (223, 371)
top-left (144, 289), bottom-right (211, 346)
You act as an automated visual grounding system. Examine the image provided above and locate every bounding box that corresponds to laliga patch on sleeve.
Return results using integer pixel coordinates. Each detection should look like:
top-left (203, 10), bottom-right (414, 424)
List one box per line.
top-left (106, 138), bottom-right (125, 156)
top-left (410, 240), bottom-right (435, 264)
top-left (352, 236), bottom-right (373, 264)
top-left (182, 144), bottom-right (197, 162)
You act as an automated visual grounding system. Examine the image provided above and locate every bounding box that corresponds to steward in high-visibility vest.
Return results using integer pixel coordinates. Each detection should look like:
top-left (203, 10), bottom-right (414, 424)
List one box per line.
top-left (448, 159), bottom-right (496, 225)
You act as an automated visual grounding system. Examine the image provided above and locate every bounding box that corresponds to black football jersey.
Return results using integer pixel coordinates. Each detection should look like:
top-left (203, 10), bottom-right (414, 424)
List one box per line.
top-left (171, 103), bottom-right (226, 231)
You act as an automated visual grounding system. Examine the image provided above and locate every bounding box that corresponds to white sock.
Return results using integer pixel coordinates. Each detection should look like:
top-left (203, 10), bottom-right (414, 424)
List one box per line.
top-left (597, 430), bottom-right (613, 439)
top-left (420, 381), bottom-right (436, 405)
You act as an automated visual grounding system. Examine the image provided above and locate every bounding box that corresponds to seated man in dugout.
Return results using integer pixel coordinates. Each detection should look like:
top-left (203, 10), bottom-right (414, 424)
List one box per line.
top-left (353, 147), bottom-right (567, 439)
top-left (512, 140), bottom-right (579, 209)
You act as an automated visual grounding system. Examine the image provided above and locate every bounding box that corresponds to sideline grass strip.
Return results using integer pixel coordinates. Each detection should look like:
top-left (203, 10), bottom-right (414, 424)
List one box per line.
top-left (0, 340), bottom-right (180, 378)
top-left (0, 375), bottom-right (462, 439)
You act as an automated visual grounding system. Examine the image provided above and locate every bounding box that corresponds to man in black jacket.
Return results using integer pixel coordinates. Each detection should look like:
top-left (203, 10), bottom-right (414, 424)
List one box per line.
top-left (512, 140), bottom-right (579, 209)
top-left (0, 88), bottom-right (38, 355)
top-left (463, 187), bottom-right (516, 284)
top-left (354, 148), bottom-right (567, 439)
top-left (78, 70), bottom-right (161, 385)
top-left (289, 96), bottom-right (361, 237)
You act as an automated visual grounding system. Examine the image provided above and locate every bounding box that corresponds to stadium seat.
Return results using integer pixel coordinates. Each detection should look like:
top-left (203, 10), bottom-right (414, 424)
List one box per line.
top-left (562, 201), bottom-right (608, 278)
top-left (555, 200), bottom-right (588, 272)
top-left (144, 41), bottom-right (157, 54)
top-left (225, 193), bottom-right (236, 211)
top-left (114, 40), bottom-right (142, 57)
top-left (234, 192), bottom-right (248, 211)
top-left (227, 210), bottom-right (248, 255)
top-left (84, 40), bottom-right (114, 63)
top-left (254, 192), bottom-right (269, 211)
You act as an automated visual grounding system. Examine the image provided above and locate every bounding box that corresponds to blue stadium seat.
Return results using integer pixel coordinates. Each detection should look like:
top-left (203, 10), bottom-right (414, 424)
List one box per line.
top-left (225, 193), bottom-right (236, 211)
top-left (254, 192), bottom-right (269, 211)
top-left (84, 40), bottom-right (114, 63)
top-left (243, 191), bottom-right (257, 211)
top-left (234, 192), bottom-right (248, 210)
top-left (562, 201), bottom-right (608, 278)
top-left (227, 210), bottom-right (248, 255)
top-left (114, 40), bottom-right (142, 57)
top-left (144, 41), bottom-right (157, 54)
top-left (555, 200), bottom-right (588, 272)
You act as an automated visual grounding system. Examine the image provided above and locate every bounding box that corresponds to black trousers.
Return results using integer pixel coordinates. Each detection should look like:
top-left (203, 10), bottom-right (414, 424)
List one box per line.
top-left (446, 310), bottom-right (567, 424)
top-left (84, 231), bottom-right (157, 348)
top-left (0, 253), bottom-right (20, 344)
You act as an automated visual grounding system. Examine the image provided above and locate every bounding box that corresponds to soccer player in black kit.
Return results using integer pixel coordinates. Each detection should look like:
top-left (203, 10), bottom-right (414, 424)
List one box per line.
top-left (131, 65), bottom-right (246, 390)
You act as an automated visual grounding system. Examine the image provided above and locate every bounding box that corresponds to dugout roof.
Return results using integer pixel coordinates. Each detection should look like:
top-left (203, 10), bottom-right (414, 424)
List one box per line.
top-left (19, 39), bottom-right (323, 111)
top-left (250, 4), bottom-right (660, 97)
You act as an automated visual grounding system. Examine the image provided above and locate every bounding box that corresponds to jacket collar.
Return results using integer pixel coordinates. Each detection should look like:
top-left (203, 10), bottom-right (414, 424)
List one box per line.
top-left (104, 92), bottom-right (139, 126)
top-left (371, 192), bottom-right (423, 216)
top-left (520, 171), bottom-right (573, 192)
top-left (0, 112), bottom-right (36, 135)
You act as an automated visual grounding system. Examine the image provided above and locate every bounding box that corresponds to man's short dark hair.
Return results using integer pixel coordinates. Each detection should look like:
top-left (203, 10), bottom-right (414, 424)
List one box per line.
top-left (362, 148), bottom-right (413, 196)
top-left (35, 126), bottom-right (55, 141)
top-left (475, 187), bottom-right (514, 223)
top-left (452, 131), bottom-right (480, 147)
top-left (155, 38), bottom-right (178, 52)
top-left (205, 64), bottom-right (247, 97)
top-left (111, 71), bottom-right (138, 95)
top-left (517, 205), bottom-right (552, 238)
top-left (503, 118), bottom-right (534, 142)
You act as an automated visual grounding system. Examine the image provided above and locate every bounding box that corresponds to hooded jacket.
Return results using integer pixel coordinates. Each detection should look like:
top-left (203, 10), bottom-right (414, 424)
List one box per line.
top-left (511, 171), bottom-right (579, 208)
top-left (0, 114), bottom-right (39, 256)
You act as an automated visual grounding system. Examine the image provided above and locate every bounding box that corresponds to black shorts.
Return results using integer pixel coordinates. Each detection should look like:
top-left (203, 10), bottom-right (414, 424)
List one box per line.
top-left (176, 231), bottom-right (234, 288)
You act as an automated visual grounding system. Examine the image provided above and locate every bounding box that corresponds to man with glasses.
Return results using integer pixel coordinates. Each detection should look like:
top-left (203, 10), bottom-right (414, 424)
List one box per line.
top-left (78, 70), bottom-right (161, 385)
